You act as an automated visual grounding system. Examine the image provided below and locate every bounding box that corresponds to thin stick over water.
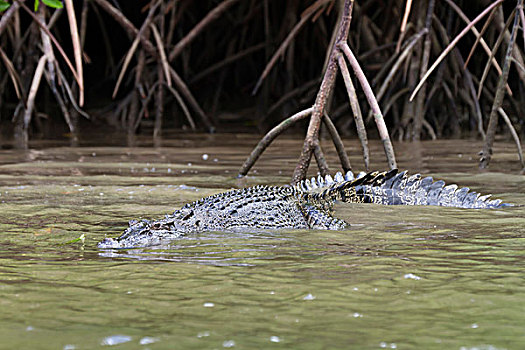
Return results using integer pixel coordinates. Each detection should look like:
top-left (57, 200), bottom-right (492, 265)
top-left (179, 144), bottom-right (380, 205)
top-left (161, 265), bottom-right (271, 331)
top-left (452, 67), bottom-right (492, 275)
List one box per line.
top-left (322, 112), bottom-right (352, 173)
top-left (480, 7), bottom-right (519, 169)
top-left (339, 42), bottom-right (397, 170)
top-left (238, 108), bottom-right (313, 177)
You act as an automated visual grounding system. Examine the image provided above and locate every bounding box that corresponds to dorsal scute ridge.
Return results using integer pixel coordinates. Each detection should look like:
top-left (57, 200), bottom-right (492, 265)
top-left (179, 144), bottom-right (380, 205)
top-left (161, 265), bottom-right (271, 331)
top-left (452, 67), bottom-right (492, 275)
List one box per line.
top-left (295, 170), bottom-right (394, 194)
top-left (334, 172), bottom-right (344, 182)
top-left (294, 172), bottom-right (343, 193)
top-left (317, 175), bottom-right (325, 187)
top-left (344, 171), bottom-right (355, 181)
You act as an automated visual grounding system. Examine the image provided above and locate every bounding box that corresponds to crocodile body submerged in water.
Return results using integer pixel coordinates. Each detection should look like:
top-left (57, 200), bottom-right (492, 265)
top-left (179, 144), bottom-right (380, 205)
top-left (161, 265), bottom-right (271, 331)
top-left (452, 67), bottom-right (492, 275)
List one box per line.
top-left (98, 169), bottom-right (510, 248)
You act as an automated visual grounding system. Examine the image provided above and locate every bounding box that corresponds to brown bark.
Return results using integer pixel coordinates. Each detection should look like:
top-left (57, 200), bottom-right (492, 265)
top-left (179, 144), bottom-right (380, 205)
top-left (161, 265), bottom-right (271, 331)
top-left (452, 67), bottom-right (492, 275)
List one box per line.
top-left (313, 142), bottom-right (330, 177)
top-left (323, 112), bottom-right (352, 173)
top-left (336, 53), bottom-right (368, 171)
top-left (413, 0), bottom-right (435, 140)
top-left (339, 42), bottom-right (397, 169)
top-left (291, 0), bottom-right (354, 185)
top-left (0, 1), bottom-right (20, 35)
top-left (91, 0), bottom-right (157, 55)
top-left (479, 9), bottom-right (519, 169)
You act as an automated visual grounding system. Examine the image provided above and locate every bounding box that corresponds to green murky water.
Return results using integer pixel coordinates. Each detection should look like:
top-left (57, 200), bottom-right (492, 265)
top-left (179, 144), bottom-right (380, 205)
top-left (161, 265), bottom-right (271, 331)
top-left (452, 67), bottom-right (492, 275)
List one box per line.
top-left (0, 135), bottom-right (524, 349)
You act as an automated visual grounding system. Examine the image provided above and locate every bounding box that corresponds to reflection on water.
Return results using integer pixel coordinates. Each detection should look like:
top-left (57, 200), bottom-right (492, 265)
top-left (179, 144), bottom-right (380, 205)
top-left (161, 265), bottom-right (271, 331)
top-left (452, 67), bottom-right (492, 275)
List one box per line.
top-left (0, 135), bottom-right (524, 349)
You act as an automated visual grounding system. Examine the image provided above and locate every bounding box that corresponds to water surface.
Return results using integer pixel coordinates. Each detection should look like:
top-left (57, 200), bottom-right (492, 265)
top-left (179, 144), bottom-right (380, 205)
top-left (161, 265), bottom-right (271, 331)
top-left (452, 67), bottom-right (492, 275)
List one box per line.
top-left (0, 135), bottom-right (523, 349)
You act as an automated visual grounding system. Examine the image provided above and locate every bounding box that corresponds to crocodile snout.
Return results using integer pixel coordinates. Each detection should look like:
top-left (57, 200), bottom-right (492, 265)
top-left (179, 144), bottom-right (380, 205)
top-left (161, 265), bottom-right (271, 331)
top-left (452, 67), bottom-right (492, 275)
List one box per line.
top-left (97, 237), bottom-right (120, 249)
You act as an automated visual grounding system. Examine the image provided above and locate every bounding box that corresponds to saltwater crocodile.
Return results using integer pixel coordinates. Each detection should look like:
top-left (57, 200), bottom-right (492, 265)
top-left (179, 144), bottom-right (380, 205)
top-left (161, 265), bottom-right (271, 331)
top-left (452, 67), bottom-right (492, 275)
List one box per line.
top-left (98, 169), bottom-right (509, 248)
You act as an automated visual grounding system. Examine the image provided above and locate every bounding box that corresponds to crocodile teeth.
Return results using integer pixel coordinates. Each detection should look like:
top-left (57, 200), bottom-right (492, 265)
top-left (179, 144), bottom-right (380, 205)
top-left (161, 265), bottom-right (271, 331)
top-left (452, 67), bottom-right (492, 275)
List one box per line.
top-left (344, 171), bottom-right (355, 181)
top-left (334, 172), bottom-right (344, 183)
top-left (356, 171), bottom-right (366, 179)
top-left (310, 177), bottom-right (318, 189)
top-left (324, 174), bottom-right (334, 184)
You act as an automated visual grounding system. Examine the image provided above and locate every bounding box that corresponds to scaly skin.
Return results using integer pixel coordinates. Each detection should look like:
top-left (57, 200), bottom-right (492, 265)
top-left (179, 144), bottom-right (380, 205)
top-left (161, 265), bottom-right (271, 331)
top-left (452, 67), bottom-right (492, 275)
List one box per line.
top-left (98, 169), bottom-right (510, 248)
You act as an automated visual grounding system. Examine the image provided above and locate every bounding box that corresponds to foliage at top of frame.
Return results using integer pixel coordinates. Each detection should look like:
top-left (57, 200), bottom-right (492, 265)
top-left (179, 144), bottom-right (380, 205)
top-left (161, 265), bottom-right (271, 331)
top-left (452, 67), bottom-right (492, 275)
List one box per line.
top-left (0, 0), bottom-right (63, 12)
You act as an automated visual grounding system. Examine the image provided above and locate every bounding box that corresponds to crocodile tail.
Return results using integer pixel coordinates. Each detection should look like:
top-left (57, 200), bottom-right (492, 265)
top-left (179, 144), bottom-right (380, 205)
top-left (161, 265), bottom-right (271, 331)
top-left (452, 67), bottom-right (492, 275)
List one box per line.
top-left (307, 169), bottom-right (508, 209)
top-left (303, 169), bottom-right (510, 209)
top-left (376, 171), bottom-right (509, 208)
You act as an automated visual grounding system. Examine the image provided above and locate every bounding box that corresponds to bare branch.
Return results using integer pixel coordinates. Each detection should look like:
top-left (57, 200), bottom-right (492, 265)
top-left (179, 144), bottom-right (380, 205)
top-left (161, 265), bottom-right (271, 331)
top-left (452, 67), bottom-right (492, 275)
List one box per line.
top-left (291, 0), bottom-right (355, 184)
top-left (112, 1), bottom-right (160, 98)
top-left (17, 0), bottom-right (81, 85)
top-left (477, 7), bottom-right (516, 99)
top-left (497, 107), bottom-right (524, 168)
top-left (323, 112), bottom-right (352, 173)
top-left (0, 1), bottom-right (20, 35)
top-left (168, 0), bottom-right (240, 61)
top-left (238, 108), bottom-right (313, 177)
top-left (150, 23), bottom-right (172, 87)
top-left (480, 9), bottom-right (519, 169)
top-left (64, 0), bottom-right (84, 106)
top-left (23, 55), bottom-right (48, 130)
top-left (252, 9), bottom-right (316, 95)
top-left (169, 67), bottom-right (214, 131)
top-left (411, 0), bottom-right (505, 101)
top-left (339, 42), bottom-right (397, 169)
top-left (336, 53), bottom-right (368, 171)
top-left (0, 47), bottom-right (23, 99)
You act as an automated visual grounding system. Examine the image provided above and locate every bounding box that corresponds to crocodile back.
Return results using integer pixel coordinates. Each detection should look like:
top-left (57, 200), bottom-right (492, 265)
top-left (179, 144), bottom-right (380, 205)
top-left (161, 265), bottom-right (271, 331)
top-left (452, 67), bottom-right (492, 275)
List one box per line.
top-left (169, 185), bottom-right (309, 232)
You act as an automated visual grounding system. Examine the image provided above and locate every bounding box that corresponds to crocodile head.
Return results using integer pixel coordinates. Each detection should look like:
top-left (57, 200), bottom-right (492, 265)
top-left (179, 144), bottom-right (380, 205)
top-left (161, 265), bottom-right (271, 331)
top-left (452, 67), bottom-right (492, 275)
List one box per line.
top-left (97, 218), bottom-right (184, 249)
top-left (97, 206), bottom-right (203, 248)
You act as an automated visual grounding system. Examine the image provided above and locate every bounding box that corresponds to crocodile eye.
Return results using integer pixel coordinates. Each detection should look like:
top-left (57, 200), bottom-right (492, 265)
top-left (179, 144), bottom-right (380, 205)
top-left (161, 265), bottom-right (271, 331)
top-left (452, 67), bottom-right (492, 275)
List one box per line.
top-left (151, 222), bottom-right (161, 230)
top-left (195, 220), bottom-right (200, 227)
